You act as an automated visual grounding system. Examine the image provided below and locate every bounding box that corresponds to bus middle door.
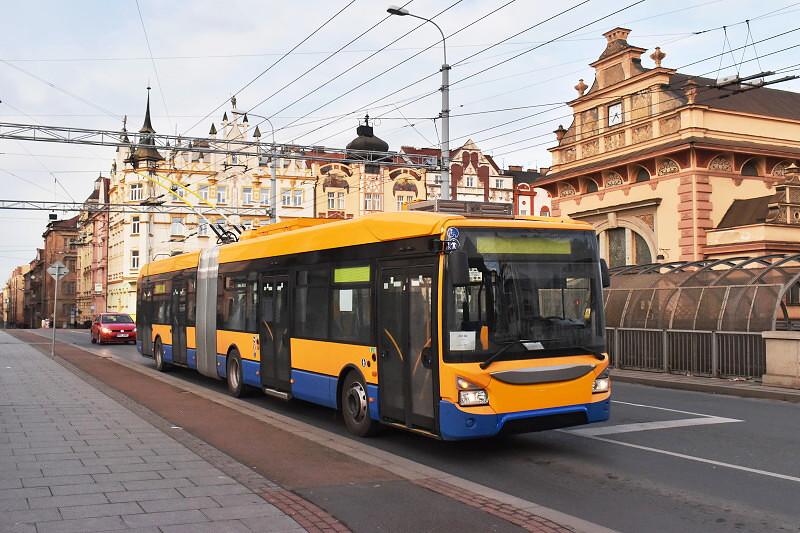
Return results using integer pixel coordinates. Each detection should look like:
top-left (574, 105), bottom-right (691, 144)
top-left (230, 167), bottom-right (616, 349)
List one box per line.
top-left (259, 275), bottom-right (291, 392)
top-left (171, 279), bottom-right (187, 365)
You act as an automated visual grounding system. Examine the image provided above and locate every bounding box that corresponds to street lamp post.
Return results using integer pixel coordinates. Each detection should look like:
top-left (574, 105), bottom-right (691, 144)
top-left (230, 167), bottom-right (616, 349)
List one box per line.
top-left (387, 6), bottom-right (450, 200)
top-left (233, 111), bottom-right (278, 224)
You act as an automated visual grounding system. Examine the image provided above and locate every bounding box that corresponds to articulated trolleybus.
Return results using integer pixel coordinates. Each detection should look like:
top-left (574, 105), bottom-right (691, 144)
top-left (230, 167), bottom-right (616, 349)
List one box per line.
top-left (137, 208), bottom-right (611, 440)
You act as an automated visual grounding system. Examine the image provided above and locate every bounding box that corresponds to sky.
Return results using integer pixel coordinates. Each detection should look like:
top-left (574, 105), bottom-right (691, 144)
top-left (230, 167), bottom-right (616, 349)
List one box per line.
top-left (2, 0), bottom-right (800, 276)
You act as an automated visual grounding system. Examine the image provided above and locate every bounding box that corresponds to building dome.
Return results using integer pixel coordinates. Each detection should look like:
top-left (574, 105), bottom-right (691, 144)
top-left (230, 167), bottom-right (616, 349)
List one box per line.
top-left (346, 115), bottom-right (389, 157)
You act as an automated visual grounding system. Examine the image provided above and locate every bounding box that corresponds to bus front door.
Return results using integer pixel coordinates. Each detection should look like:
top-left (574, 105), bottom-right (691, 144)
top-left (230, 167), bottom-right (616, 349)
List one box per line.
top-left (259, 275), bottom-right (291, 391)
top-left (378, 265), bottom-right (436, 432)
top-left (171, 279), bottom-right (187, 365)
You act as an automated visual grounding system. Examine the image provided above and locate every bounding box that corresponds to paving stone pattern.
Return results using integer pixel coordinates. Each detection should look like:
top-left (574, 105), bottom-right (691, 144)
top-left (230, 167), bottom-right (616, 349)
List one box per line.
top-left (0, 332), bottom-right (304, 533)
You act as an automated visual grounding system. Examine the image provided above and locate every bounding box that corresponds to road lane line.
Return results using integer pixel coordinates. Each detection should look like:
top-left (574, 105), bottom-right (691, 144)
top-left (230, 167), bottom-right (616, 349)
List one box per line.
top-left (566, 416), bottom-right (742, 436)
top-left (565, 433), bottom-right (800, 484)
top-left (611, 400), bottom-right (728, 418)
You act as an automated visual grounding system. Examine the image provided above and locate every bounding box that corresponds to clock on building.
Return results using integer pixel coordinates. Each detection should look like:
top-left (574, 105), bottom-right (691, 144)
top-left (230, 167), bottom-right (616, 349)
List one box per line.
top-left (607, 102), bottom-right (622, 126)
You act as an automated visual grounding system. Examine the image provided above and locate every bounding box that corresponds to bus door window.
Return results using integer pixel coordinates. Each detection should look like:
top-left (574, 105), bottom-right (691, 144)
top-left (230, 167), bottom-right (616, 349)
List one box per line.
top-left (408, 274), bottom-right (434, 422)
top-left (259, 280), bottom-right (275, 361)
top-left (273, 279), bottom-right (290, 384)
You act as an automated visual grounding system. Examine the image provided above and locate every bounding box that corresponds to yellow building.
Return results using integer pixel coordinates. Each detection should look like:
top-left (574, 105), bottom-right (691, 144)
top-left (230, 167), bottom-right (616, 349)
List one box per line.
top-left (313, 118), bottom-right (427, 219)
top-left (539, 27), bottom-right (800, 267)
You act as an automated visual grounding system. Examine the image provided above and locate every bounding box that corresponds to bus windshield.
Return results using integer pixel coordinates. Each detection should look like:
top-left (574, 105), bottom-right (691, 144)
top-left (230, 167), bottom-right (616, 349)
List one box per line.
top-left (444, 228), bottom-right (604, 363)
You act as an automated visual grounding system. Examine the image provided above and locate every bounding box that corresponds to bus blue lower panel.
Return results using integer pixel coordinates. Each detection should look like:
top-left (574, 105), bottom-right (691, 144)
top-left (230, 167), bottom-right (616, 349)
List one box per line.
top-left (187, 349), bottom-right (197, 370)
top-left (216, 355), bottom-right (226, 378)
top-left (242, 360), bottom-right (260, 387)
top-left (290, 370), bottom-right (380, 420)
top-left (438, 399), bottom-right (611, 440)
top-left (162, 344), bottom-right (173, 363)
top-left (367, 385), bottom-right (379, 421)
top-left (291, 370), bottom-right (337, 409)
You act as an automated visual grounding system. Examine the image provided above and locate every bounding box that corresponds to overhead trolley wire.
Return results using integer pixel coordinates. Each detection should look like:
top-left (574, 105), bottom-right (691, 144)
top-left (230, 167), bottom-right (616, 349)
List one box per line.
top-left (244, 0), bottom-right (415, 117)
top-left (291, 0), bottom-right (591, 144)
top-left (252, 0), bottom-right (471, 139)
top-left (134, 0), bottom-right (171, 127)
top-left (182, 0), bottom-right (358, 136)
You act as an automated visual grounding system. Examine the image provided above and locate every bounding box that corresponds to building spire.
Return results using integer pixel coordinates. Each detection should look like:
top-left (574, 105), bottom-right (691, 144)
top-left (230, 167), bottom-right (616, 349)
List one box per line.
top-left (140, 86), bottom-right (155, 134)
top-left (129, 85), bottom-right (164, 167)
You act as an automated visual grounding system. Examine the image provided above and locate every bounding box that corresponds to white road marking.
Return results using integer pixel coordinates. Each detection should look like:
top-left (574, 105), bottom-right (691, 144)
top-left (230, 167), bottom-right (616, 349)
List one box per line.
top-left (569, 433), bottom-right (800, 484)
top-left (565, 400), bottom-right (799, 484)
top-left (567, 416), bottom-right (742, 437)
top-left (611, 400), bottom-right (727, 418)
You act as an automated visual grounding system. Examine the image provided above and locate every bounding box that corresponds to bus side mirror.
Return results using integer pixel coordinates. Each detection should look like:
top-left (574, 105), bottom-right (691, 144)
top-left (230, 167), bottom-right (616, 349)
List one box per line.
top-left (600, 259), bottom-right (611, 288)
top-left (448, 251), bottom-right (470, 286)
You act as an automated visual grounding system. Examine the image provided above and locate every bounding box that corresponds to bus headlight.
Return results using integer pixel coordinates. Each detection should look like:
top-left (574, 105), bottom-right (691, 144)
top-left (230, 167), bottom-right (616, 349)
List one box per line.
top-left (456, 376), bottom-right (489, 406)
top-left (592, 369), bottom-right (610, 394)
top-left (459, 389), bottom-right (489, 406)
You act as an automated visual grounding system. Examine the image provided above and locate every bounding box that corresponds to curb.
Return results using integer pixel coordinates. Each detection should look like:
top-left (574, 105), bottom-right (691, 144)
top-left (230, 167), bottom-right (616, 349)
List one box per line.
top-left (611, 371), bottom-right (800, 403)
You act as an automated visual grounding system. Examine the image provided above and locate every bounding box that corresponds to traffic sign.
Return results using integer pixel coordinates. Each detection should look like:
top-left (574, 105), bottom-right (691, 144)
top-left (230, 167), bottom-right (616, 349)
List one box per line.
top-left (47, 261), bottom-right (68, 281)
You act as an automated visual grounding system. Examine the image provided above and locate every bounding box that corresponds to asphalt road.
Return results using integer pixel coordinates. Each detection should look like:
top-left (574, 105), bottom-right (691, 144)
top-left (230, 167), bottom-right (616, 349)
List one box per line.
top-left (32, 328), bottom-right (800, 533)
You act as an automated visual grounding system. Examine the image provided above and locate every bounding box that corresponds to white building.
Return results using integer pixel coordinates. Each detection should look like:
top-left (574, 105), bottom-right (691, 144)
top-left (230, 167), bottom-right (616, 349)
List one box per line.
top-left (106, 92), bottom-right (314, 314)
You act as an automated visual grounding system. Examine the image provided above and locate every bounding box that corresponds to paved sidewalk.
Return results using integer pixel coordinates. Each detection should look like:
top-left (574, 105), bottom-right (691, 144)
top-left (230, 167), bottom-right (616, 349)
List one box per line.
top-left (0, 331), bottom-right (303, 533)
top-left (611, 368), bottom-right (800, 402)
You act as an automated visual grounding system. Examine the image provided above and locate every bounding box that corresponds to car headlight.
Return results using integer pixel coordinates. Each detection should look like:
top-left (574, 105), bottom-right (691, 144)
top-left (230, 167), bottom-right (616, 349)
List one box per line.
top-left (456, 376), bottom-right (489, 406)
top-left (592, 369), bottom-right (610, 394)
top-left (101, 327), bottom-right (111, 334)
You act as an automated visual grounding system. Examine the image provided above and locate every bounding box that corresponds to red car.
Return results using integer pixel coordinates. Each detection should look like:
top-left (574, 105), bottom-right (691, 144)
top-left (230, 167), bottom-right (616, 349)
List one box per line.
top-left (91, 313), bottom-right (137, 345)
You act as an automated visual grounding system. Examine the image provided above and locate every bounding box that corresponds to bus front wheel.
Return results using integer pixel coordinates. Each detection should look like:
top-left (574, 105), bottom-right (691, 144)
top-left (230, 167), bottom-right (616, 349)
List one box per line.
top-left (341, 372), bottom-right (379, 437)
top-left (227, 350), bottom-right (246, 398)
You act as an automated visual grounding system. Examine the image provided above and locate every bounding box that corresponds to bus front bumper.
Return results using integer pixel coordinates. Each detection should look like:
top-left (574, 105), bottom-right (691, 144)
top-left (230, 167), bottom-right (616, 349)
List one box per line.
top-left (438, 399), bottom-right (610, 440)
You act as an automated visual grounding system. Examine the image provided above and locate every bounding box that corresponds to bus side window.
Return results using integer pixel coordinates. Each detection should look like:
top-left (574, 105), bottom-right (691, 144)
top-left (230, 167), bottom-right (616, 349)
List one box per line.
top-left (330, 265), bottom-right (371, 344)
top-left (295, 268), bottom-right (329, 340)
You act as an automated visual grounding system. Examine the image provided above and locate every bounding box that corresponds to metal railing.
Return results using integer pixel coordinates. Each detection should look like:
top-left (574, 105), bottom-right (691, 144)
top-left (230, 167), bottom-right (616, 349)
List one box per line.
top-left (607, 327), bottom-right (766, 379)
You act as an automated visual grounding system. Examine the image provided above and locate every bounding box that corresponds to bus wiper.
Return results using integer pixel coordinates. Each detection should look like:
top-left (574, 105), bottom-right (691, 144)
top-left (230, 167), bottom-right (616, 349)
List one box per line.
top-left (479, 338), bottom-right (533, 370)
top-left (565, 346), bottom-right (606, 361)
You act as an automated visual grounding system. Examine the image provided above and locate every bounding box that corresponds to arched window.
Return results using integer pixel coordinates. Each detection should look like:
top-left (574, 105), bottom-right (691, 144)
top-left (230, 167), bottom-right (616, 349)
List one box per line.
top-left (585, 180), bottom-right (599, 193)
top-left (603, 227), bottom-right (652, 267)
top-left (635, 167), bottom-right (650, 183)
top-left (741, 159), bottom-right (759, 176)
top-left (540, 206), bottom-right (550, 216)
top-left (633, 232), bottom-right (652, 265)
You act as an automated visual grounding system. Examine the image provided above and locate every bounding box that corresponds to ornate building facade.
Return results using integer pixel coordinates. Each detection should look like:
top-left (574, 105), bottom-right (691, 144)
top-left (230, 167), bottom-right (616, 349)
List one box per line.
top-left (537, 27), bottom-right (800, 267)
top-left (314, 118), bottom-right (427, 219)
top-left (76, 176), bottom-right (110, 324)
top-left (105, 93), bottom-right (314, 314)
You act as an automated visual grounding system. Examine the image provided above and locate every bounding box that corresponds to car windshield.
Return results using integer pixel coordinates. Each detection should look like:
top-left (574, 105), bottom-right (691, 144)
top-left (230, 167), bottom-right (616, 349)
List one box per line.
top-left (102, 314), bottom-right (134, 324)
top-left (444, 228), bottom-right (605, 363)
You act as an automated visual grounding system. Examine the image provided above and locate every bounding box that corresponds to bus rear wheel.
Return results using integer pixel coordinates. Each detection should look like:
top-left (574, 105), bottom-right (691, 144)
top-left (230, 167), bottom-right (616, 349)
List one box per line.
top-left (154, 339), bottom-right (169, 372)
top-left (341, 372), bottom-right (379, 437)
top-left (227, 350), bottom-right (247, 398)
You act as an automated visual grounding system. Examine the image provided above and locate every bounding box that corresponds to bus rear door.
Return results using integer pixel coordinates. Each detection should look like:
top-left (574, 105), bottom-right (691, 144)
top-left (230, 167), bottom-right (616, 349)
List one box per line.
top-left (378, 262), bottom-right (437, 432)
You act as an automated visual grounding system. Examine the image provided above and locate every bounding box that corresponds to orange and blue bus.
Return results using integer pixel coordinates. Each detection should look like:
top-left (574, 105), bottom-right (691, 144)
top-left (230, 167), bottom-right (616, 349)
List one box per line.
top-left (136, 210), bottom-right (611, 439)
